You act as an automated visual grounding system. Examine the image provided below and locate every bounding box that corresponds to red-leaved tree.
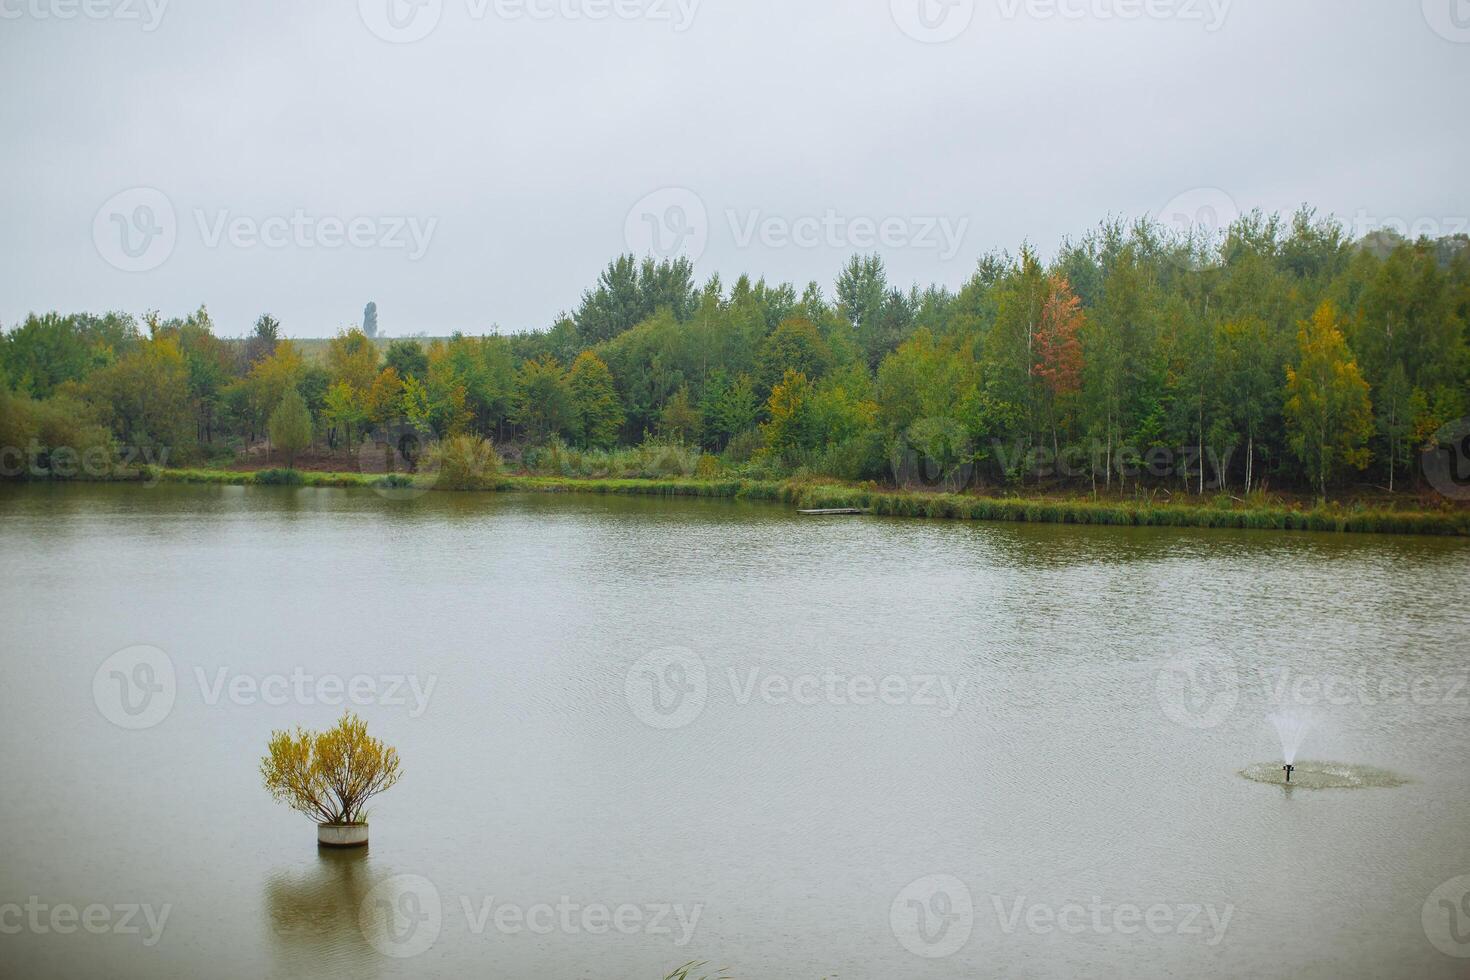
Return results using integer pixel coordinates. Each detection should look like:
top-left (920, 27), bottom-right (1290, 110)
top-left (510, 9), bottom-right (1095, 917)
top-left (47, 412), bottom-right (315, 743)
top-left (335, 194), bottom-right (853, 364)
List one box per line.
top-left (1034, 275), bottom-right (1085, 460)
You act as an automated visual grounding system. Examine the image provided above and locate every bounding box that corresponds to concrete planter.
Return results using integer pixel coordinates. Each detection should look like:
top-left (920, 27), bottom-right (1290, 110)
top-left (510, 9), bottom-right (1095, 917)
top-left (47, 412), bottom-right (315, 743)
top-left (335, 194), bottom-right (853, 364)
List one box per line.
top-left (317, 823), bottom-right (369, 848)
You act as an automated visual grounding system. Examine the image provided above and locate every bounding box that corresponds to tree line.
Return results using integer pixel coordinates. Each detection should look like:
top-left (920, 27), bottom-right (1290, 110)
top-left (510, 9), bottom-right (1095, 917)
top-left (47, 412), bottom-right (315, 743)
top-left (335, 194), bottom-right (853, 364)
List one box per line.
top-left (2, 207), bottom-right (1467, 498)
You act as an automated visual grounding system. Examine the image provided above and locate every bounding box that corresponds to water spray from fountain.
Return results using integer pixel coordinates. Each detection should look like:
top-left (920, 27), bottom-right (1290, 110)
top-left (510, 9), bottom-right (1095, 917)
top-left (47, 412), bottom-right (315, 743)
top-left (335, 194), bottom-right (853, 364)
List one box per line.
top-left (1270, 709), bottom-right (1313, 783)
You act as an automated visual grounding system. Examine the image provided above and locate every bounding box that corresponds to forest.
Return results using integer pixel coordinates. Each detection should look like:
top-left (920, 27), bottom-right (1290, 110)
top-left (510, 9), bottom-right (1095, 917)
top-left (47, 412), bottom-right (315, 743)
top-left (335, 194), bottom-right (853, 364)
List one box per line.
top-left (2, 208), bottom-right (1468, 501)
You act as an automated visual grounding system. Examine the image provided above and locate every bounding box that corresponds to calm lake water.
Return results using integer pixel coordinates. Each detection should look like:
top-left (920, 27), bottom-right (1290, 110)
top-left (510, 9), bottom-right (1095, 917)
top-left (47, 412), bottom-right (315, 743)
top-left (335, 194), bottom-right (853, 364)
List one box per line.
top-left (1, 483), bottom-right (1468, 979)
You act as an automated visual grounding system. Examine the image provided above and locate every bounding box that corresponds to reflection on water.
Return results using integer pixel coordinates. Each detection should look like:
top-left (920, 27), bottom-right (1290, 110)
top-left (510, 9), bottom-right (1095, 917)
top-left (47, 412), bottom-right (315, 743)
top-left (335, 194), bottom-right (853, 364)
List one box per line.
top-left (265, 849), bottom-right (456, 975)
top-left (264, 849), bottom-right (380, 976)
top-left (0, 483), bottom-right (1468, 979)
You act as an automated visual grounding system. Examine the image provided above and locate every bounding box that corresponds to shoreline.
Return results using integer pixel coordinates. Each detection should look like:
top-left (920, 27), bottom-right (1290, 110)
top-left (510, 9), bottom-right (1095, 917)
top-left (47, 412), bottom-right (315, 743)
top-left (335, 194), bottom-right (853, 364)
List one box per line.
top-left (31, 466), bottom-right (1462, 537)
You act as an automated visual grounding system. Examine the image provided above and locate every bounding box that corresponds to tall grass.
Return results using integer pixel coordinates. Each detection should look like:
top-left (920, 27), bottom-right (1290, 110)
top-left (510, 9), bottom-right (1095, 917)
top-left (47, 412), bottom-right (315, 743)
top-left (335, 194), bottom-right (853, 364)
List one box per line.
top-left (522, 437), bottom-right (715, 480)
top-left (112, 465), bottom-right (1470, 536)
top-left (787, 484), bottom-right (1468, 536)
top-left (423, 434), bottom-right (502, 490)
top-left (663, 963), bottom-right (732, 980)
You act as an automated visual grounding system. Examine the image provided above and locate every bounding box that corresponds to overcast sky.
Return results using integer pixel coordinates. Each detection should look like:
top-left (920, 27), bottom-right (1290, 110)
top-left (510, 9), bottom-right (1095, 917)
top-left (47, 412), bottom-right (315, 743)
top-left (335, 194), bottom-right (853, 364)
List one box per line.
top-left (2, 0), bottom-right (1467, 338)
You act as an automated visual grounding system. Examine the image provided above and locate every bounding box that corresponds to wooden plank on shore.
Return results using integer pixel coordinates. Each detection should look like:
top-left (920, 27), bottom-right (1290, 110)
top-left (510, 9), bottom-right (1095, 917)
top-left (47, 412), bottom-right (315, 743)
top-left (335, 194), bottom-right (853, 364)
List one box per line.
top-left (798, 508), bottom-right (868, 516)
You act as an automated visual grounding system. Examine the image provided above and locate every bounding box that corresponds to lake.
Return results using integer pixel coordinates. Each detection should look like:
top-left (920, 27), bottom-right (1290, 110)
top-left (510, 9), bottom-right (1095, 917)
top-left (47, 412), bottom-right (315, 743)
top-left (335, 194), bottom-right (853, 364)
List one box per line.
top-left (1, 483), bottom-right (1468, 978)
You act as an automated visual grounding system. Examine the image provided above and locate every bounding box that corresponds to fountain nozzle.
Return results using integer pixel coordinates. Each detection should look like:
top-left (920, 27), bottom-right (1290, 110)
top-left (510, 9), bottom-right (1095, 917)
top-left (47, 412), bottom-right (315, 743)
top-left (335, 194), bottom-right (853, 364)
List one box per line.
top-left (1283, 764), bottom-right (1295, 783)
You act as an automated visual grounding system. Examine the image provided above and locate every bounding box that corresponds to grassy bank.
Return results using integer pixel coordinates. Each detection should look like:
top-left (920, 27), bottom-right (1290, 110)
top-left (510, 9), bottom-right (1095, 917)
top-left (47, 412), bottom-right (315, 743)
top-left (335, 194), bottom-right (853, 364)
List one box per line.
top-left (118, 466), bottom-right (1470, 537)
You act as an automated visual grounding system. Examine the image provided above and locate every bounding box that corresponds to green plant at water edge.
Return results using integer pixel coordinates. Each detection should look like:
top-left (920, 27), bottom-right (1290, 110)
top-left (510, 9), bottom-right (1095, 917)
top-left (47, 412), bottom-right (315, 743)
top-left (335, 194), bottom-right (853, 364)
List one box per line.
top-left (260, 712), bottom-right (402, 826)
top-left (522, 436), bottom-right (704, 480)
top-left (423, 433), bottom-right (502, 490)
top-left (254, 467), bottom-right (304, 486)
top-left (663, 962), bottom-right (732, 980)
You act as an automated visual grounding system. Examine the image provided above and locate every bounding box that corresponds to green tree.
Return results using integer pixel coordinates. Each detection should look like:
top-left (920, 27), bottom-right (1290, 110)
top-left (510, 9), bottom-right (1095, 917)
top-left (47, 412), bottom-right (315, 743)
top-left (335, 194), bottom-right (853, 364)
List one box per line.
top-left (0, 312), bottom-right (136, 399)
top-left (658, 385), bottom-right (702, 443)
top-left (245, 314), bottom-right (280, 367)
top-left (567, 351), bottom-right (624, 448)
top-left (756, 317), bottom-right (832, 394)
top-left (1375, 362), bottom-right (1411, 492)
top-left (836, 254), bottom-right (915, 368)
top-left (702, 373), bottom-right (759, 449)
top-left (512, 356), bottom-right (573, 442)
top-left (80, 335), bottom-right (194, 460)
top-left (268, 386), bottom-right (313, 469)
top-left (323, 381), bottom-right (367, 451)
top-left (385, 340), bottom-right (429, 383)
top-left (1216, 316), bottom-right (1277, 493)
top-left (575, 255), bottom-right (697, 345)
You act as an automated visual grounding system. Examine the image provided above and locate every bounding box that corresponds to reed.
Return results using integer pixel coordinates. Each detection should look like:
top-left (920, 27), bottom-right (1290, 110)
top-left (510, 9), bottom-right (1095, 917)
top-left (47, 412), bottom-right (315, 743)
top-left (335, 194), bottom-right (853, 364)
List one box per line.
top-left (122, 467), bottom-right (1470, 536)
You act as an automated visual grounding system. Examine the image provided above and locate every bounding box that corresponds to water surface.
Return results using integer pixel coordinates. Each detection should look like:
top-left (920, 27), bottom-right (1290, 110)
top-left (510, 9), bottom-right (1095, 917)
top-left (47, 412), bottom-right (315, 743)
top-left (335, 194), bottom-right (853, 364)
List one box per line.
top-left (1, 483), bottom-right (1468, 978)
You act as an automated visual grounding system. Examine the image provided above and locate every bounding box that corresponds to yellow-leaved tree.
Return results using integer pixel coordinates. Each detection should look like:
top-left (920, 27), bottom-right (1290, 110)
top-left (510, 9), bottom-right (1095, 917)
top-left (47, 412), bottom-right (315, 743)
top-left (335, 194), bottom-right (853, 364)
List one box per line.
top-left (1284, 301), bottom-right (1374, 500)
top-left (261, 712), bottom-right (402, 826)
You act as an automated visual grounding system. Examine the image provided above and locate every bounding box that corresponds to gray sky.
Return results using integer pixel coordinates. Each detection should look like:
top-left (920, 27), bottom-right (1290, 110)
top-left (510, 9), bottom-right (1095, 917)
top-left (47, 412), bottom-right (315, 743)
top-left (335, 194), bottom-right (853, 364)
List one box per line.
top-left (2, 0), bottom-right (1468, 338)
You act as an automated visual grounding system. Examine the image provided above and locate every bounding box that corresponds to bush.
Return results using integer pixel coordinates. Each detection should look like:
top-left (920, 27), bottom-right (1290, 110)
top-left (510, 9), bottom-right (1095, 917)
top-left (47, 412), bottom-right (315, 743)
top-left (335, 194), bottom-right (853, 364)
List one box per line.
top-left (0, 389), bottom-right (115, 481)
top-left (812, 430), bottom-right (888, 482)
top-left (522, 436), bottom-right (702, 480)
top-left (254, 468), bottom-right (304, 486)
top-left (424, 433), bottom-right (502, 490)
top-left (695, 454), bottom-right (723, 480)
top-left (721, 428), bottom-right (764, 466)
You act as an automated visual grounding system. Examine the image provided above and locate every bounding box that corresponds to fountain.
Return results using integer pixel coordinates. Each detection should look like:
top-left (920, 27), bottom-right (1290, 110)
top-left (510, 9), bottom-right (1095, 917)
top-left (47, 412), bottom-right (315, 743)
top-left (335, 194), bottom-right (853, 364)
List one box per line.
top-left (1240, 708), bottom-right (1408, 789)
top-left (1269, 709), bottom-right (1313, 769)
